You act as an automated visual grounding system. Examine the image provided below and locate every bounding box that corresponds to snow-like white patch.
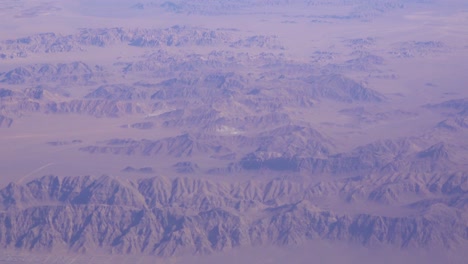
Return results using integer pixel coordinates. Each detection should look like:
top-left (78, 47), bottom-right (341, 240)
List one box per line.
top-left (216, 125), bottom-right (242, 135)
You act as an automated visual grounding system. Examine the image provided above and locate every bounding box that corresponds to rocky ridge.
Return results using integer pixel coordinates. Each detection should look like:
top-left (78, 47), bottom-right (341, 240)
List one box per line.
top-left (0, 115), bottom-right (13, 128)
top-left (0, 26), bottom-right (283, 60)
top-left (0, 173), bottom-right (466, 255)
top-left (133, 0), bottom-right (417, 18)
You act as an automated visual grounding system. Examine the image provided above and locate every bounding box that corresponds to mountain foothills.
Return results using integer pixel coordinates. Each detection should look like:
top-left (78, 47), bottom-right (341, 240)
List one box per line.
top-left (0, 173), bottom-right (466, 255)
top-left (0, 0), bottom-right (467, 263)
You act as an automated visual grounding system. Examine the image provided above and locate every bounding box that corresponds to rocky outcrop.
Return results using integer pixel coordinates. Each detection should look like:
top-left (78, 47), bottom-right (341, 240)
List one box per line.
top-left (238, 136), bottom-right (464, 174)
top-left (2, 98), bottom-right (146, 117)
top-left (0, 88), bottom-right (13, 98)
top-left (173, 162), bottom-right (200, 174)
top-left (80, 134), bottom-right (233, 158)
top-left (131, 0), bottom-right (411, 18)
top-left (426, 98), bottom-right (468, 116)
top-left (0, 26), bottom-right (284, 59)
top-left (0, 61), bottom-right (102, 85)
top-left (122, 167), bottom-right (154, 174)
top-left (0, 115), bottom-right (13, 128)
top-left (306, 74), bottom-right (385, 103)
top-left (390, 41), bottom-right (449, 58)
top-left (230, 35), bottom-right (284, 50)
top-left (436, 117), bottom-right (468, 131)
top-left (85, 84), bottom-right (147, 101)
top-left (46, 140), bottom-right (82, 146)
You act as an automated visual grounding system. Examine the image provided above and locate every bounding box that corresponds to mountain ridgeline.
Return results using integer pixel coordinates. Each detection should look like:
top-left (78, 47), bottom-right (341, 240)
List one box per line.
top-left (0, 173), bottom-right (466, 255)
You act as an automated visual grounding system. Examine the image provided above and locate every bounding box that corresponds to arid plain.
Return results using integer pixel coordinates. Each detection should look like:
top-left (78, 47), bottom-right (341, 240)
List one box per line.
top-left (0, 0), bottom-right (467, 263)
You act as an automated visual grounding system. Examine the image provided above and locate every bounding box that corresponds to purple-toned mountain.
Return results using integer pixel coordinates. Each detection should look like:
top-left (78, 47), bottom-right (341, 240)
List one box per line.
top-left (0, 174), bottom-right (466, 255)
top-left (0, 61), bottom-right (102, 85)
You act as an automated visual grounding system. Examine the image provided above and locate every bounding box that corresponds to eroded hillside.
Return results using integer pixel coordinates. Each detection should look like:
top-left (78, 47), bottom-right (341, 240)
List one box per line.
top-left (0, 0), bottom-right (467, 263)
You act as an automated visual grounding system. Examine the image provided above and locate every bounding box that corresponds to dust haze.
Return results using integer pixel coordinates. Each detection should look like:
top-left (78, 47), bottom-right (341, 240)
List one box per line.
top-left (0, 0), bottom-right (467, 263)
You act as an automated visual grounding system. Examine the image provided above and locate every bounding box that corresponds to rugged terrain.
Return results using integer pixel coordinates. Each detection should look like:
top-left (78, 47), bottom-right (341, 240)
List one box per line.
top-left (0, 0), bottom-right (467, 263)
